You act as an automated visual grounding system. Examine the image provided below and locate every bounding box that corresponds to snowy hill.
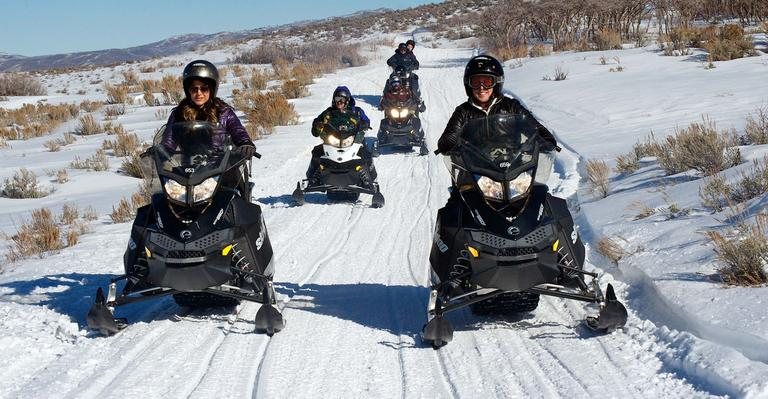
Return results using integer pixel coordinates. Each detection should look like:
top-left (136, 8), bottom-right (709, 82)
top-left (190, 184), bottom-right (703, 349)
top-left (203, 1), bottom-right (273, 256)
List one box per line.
top-left (1, 31), bottom-right (768, 398)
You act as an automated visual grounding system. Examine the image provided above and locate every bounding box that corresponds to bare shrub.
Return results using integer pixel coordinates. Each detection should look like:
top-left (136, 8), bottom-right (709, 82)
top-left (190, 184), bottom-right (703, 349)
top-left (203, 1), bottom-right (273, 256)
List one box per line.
top-left (707, 214), bottom-right (768, 286)
top-left (79, 100), bottom-right (103, 112)
top-left (744, 107), bottom-right (768, 145)
top-left (241, 91), bottom-right (299, 137)
top-left (143, 89), bottom-right (157, 106)
top-left (76, 114), bottom-right (102, 135)
top-left (120, 151), bottom-right (147, 178)
top-left (0, 103), bottom-right (78, 140)
top-left (528, 43), bottom-right (551, 58)
top-left (121, 69), bottom-right (139, 86)
top-left (70, 149), bottom-right (109, 171)
top-left (3, 168), bottom-right (50, 198)
top-left (110, 186), bottom-right (150, 223)
top-left (104, 104), bottom-right (126, 118)
top-left (0, 73), bottom-right (46, 96)
top-left (103, 121), bottom-right (126, 135)
top-left (281, 79), bottom-right (308, 99)
top-left (290, 63), bottom-right (315, 86)
top-left (615, 152), bottom-right (640, 174)
top-left (44, 140), bottom-right (61, 152)
top-left (103, 131), bottom-right (141, 156)
top-left (240, 68), bottom-right (268, 90)
top-left (699, 173), bottom-right (730, 212)
top-left (60, 203), bottom-right (79, 225)
top-left (104, 83), bottom-right (130, 104)
top-left (596, 236), bottom-right (627, 266)
top-left (56, 169), bottom-right (69, 183)
top-left (628, 201), bottom-right (656, 220)
top-left (585, 159), bottom-right (610, 198)
top-left (705, 24), bottom-right (756, 62)
top-left (543, 66), bottom-right (568, 81)
top-left (594, 29), bottom-right (623, 50)
top-left (5, 208), bottom-right (64, 262)
top-left (154, 108), bottom-right (169, 120)
top-left (656, 118), bottom-right (740, 176)
top-left (160, 75), bottom-right (183, 105)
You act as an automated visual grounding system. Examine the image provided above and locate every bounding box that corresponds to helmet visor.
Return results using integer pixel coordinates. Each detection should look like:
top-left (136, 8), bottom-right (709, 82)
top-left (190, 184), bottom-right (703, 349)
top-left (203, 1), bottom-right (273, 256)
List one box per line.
top-left (468, 74), bottom-right (497, 90)
top-left (333, 95), bottom-right (348, 104)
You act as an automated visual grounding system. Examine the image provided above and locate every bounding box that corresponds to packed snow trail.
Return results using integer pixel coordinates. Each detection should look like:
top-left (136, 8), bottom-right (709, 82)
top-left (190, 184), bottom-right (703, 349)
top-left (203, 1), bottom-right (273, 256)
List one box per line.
top-left (2, 44), bottom-right (758, 398)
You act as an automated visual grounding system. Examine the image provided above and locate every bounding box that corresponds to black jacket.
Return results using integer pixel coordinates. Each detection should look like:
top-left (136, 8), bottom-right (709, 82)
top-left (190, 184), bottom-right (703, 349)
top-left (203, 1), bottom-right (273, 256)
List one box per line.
top-left (387, 51), bottom-right (419, 71)
top-left (435, 96), bottom-right (557, 154)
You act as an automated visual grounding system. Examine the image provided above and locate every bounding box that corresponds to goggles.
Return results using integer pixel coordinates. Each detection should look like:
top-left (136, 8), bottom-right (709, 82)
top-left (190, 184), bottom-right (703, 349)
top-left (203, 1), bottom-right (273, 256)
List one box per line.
top-left (468, 75), bottom-right (497, 90)
top-left (333, 95), bottom-right (349, 104)
top-left (188, 85), bottom-right (210, 94)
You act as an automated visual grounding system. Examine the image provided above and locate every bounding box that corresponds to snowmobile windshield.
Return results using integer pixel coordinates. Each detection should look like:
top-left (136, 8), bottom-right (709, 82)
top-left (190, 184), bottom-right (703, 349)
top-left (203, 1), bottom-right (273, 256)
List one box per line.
top-left (154, 121), bottom-right (245, 186)
top-left (456, 114), bottom-right (548, 182)
top-left (320, 109), bottom-right (358, 148)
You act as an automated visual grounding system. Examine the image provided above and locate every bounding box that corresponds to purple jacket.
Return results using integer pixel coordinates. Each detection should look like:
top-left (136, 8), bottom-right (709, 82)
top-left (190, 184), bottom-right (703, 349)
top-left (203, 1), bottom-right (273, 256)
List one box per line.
top-left (161, 106), bottom-right (254, 151)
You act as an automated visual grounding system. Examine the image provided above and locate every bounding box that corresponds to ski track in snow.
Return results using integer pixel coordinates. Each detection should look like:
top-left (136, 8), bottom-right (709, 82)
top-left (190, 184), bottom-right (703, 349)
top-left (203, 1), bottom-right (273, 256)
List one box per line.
top-left (5, 40), bottom-right (767, 398)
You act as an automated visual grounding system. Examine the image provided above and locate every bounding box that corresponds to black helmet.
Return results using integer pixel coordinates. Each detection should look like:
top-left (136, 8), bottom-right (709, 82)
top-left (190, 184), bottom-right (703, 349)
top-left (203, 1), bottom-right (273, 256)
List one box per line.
top-left (397, 43), bottom-right (407, 52)
top-left (463, 55), bottom-right (505, 97)
top-left (405, 39), bottom-right (415, 49)
top-left (182, 60), bottom-right (220, 99)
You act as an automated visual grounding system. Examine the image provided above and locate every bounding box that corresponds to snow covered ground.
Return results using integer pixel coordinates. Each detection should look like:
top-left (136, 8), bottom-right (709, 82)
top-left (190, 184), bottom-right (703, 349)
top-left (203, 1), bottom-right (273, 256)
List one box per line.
top-left (1, 31), bottom-right (768, 398)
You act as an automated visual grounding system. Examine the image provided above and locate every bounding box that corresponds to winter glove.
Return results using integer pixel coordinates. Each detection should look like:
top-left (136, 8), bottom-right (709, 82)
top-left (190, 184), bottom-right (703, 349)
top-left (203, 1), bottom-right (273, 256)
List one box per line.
top-left (238, 145), bottom-right (257, 158)
top-left (311, 120), bottom-right (325, 137)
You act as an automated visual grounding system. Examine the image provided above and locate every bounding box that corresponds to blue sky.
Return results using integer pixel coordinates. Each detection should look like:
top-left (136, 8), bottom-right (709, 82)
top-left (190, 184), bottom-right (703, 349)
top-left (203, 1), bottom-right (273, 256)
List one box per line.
top-left (0, 0), bottom-right (438, 57)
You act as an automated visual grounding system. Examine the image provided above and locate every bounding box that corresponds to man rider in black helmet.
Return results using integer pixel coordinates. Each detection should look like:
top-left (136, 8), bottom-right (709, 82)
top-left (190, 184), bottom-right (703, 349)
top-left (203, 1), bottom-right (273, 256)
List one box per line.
top-left (387, 41), bottom-right (423, 111)
top-left (435, 55), bottom-right (556, 154)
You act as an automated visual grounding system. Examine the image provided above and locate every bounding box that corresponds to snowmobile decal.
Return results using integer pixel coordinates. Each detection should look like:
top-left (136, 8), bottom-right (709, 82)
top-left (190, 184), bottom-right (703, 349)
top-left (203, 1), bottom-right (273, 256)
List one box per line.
top-left (156, 212), bottom-right (164, 229)
top-left (571, 228), bottom-right (578, 244)
top-left (213, 208), bottom-right (224, 225)
top-left (538, 204), bottom-right (544, 221)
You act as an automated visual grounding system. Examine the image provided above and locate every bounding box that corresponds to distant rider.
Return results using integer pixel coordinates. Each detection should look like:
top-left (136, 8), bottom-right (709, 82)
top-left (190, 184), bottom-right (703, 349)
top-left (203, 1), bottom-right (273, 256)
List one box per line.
top-left (306, 86), bottom-right (371, 184)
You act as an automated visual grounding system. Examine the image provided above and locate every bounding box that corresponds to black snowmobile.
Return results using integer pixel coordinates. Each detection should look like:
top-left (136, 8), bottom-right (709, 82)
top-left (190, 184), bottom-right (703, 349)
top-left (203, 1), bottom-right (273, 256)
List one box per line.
top-left (375, 98), bottom-right (428, 156)
top-left (87, 121), bottom-right (284, 336)
top-left (422, 114), bottom-right (627, 349)
top-left (292, 110), bottom-right (385, 208)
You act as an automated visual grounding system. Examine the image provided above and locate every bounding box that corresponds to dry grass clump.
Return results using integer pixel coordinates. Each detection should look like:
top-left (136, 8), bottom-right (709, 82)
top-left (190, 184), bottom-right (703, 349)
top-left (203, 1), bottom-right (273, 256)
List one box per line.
top-left (104, 83), bottom-right (131, 104)
top-left (110, 183), bottom-right (151, 223)
top-left (699, 157), bottom-right (768, 212)
top-left (596, 236), bottom-right (627, 266)
top-left (120, 150), bottom-right (149, 178)
top-left (103, 121), bottom-right (126, 135)
top-left (586, 159), bottom-right (611, 198)
top-left (2, 168), bottom-right (51, 198)
top-left (543, 66), bottom-right (568, 81)
top-left (614, 153), bottom-right (640, 174)
top-left (121, 69), bottom-right (139, 86)
top-left (234, 41), bottom-right (367, 69)
top-left (707, 214), bottom-right (768, 286)
top-left (154, 108), bottom-right (169, 120)
top-left (241, 91), bottom-right (299, 137)
top-left (743, 106), bottom-right (768, 145)
top-left (528, 43), bottom-right (551, 58)
top-left (43, 139), bottom-right (62, 152)
top-left (281, 79), bottom-right (309, 99)
top-left (160, 75), bottom-right (183, 105)
top-left (705, 24), bottom-right (756, 62)
top-left (104, 104), bottom-right (126, 118)
top-left (102, 131), bottom-right (141, 156)
top-left (79, 100), bottom-right (103, 112)
top-left (0, 103), bottom-right (79, 140)
top-left (5, 208), bottom-right (63, 262)
top-left (240, 68), bottom-right (269, 90)
top-left (593, 29), bottom-right (623, 50)
top-left (0, 73), bottom-right (46, 96)
top-left (655, 118), bottom-right (740, 176)
top-left (56, 169), bottom-right (69, 184)
top-left (75, 114), bottom-right (103, 135)
top-left (70, 149), bottom-right (109, 171)
top-left (4, 204), bottom-right (95, 262)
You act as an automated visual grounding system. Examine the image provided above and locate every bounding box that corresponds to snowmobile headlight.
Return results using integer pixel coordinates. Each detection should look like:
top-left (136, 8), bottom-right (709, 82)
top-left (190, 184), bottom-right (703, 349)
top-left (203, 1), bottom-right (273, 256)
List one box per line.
top-left (163, 178), bottom-right (187, 203)
top-left (341, 135), bottom-right (355, 148)
top-left (325, 134), bottom-right (341, 147)
top-left (475, 175), bottom-right (504, 200)
top-left (192, 176), bottom-right (219, 203)
top-left (507, 170), bottom-right (533, 200)
top-left (389, 108), bottom-right (409, 119)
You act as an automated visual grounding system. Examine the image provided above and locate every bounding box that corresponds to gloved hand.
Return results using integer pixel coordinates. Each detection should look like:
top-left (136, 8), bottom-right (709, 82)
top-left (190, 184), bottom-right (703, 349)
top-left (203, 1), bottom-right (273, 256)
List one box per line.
top-left (238, 145), bottom-right (257, 158)
top-left (311, 120), bottom-right (324, 137)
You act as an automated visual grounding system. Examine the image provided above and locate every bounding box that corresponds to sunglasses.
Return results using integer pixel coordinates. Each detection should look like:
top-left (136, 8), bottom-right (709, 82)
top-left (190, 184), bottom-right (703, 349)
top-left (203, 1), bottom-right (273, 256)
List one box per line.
top-left (334, 96), bottom-right (348, 103)
top-left (468, 75), bottom-right (497, 90)
top-left (189, 85), bottom-right (210, 94)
